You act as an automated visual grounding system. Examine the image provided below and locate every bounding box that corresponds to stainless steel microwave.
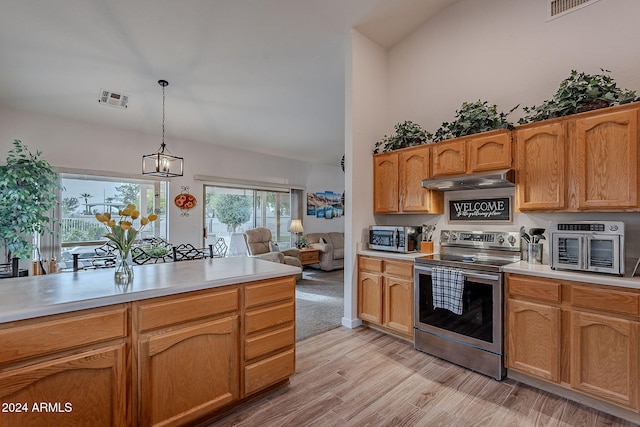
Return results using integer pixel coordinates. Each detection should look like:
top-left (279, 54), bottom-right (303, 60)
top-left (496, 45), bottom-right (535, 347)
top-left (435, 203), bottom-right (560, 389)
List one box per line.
top-left (368, 225), bottom-right (421, 253)
top-left (549, 221), bottom-right (625, 275)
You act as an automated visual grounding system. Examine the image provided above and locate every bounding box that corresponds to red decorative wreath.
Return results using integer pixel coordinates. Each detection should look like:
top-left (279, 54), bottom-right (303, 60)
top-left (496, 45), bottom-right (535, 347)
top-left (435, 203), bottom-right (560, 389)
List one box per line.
top-left (174, 193), bottom-right (196, 210)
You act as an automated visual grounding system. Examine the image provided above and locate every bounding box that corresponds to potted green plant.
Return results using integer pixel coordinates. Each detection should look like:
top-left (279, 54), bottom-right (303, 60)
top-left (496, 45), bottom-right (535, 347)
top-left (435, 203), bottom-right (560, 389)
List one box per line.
top-left (0, 140), bottom-right (61, 263)
top-left (373, 121), bottom-right (430, 154)
top-left (432, 100), bottom-right (516, 142)
top-left (518, 69), bottom-right (638, 124)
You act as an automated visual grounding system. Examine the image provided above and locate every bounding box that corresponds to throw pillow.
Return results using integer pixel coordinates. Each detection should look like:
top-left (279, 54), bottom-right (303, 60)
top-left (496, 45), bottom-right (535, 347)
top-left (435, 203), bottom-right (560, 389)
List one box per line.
top-left (269, 241), bottom-right (281, 252)
top-left (320, 237), bottom-right (327, 244)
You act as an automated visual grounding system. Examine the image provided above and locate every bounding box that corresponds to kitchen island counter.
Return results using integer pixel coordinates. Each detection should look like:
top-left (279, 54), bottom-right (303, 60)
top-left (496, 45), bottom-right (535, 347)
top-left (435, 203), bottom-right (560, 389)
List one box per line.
top-left (0, 256), bottom-right (301, 323)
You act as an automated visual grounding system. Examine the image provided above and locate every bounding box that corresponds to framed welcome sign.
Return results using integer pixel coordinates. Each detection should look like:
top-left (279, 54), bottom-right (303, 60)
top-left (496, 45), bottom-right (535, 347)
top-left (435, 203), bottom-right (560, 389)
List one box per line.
top-left (449, 197), bottom-right (512, 222)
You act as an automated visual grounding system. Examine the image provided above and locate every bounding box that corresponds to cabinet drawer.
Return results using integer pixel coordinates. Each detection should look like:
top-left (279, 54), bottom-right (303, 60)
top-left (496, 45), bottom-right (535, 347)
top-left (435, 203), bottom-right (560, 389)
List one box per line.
top-left (245, 325), bottom-right (295, 361)
top-left (245, 348), bottom-right (295, 395)
top-left (507, 275), bottom-right (561, 303)
top-left (0, 307), bottom-right (127, 364)
top-left (245, 277), bottom-right (295, 309)
top-left (384, 260), bottom-right (413, 279)
top-left (300, 250), bottom-right (319, 264)
top-left (137, 288), bottom-right (238, 332)
top-left (245, 301), bottom-right (295, 334)
top-left (570, 285), bottom-right (639, 316)
top-left (359, 256), bottom-right (383, 273)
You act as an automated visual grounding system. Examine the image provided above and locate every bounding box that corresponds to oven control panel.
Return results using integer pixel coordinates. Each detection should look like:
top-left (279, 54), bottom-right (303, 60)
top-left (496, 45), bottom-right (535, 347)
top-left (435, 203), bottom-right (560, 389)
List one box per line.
top-left (440, 230), bottom-right (521, 250)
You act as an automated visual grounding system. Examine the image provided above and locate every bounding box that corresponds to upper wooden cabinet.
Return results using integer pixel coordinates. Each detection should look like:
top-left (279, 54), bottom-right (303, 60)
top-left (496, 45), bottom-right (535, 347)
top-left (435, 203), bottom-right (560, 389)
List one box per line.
top-left (516, 122), bottom-right (567, 210)
top-left (432, 130), bottom-right (512, 177)
top-left (373, 152), bottom-right (399, 213)
top-left (574, 108), bottom-right (638, 209)
top-left (373, 146), bottom-right (443, 214)
top-left (515, 103), bottom-right (640, 212)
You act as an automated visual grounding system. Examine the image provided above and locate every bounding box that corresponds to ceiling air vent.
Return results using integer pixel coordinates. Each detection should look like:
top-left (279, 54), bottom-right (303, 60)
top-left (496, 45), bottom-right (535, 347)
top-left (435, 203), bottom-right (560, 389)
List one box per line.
top-left (547, 0), bottom-right (601, 21)
top-left (98, 89), bottom-right (129, 109)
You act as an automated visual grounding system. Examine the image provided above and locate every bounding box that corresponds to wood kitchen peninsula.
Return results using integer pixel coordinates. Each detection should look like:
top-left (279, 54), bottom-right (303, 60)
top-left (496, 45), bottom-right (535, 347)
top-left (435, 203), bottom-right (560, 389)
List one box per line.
top-left (0, 257), bottom-right (300, 427)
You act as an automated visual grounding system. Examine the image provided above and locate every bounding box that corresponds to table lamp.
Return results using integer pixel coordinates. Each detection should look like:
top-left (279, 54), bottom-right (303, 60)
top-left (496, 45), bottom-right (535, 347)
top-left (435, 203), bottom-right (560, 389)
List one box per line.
top-left (289, 219), bottom-right (304, 248)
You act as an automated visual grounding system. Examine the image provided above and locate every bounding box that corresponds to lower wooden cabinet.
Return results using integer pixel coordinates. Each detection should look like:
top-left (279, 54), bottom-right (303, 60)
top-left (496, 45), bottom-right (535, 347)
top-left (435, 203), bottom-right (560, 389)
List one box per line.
top-left (138, 316), bottom-right (239, 427)
top-left (506, 273), bottom-right (640, 414)
top-left (507, 299), bottom-right (561, 382)
top-left (358, 255), bottom-right (414, 339)
top-left (570, 310), bottom-right (638, 409)
top-left (0, 343), bottom-right (127, 427)
top-left (243, 277), bottom-right (296, 397)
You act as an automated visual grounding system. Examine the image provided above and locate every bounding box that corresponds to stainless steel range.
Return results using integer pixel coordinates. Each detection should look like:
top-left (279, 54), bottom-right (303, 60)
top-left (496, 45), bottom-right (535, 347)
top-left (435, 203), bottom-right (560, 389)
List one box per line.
top-left (414, 229), bottom-right (521, 380)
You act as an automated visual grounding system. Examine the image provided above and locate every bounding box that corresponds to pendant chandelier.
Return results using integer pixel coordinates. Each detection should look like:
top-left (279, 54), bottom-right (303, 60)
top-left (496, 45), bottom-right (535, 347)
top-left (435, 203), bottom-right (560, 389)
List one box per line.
top-left (142, 79), bottom-right (184, 177)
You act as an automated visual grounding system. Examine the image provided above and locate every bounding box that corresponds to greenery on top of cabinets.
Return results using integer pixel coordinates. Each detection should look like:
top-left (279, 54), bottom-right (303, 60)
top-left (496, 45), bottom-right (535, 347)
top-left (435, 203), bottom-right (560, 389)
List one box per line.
top-left (0, 140), bottom-right (61, 261)
top-left (373, 121), bottom-right (430, 154)
top-left (432, 100), bottom-right (516, 142)
top-left (518, 69), bottom-right (638, 124)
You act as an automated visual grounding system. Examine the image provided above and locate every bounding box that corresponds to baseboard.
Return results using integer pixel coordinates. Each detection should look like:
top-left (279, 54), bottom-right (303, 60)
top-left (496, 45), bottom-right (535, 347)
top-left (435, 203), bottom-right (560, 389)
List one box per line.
top-left (341, 317), bottom-right (362, 329)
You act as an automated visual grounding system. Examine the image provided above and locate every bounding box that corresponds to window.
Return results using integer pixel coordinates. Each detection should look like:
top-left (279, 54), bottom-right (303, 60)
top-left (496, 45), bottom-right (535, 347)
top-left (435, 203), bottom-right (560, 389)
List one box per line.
top-left (59, 174), bottom-right (167, 266)
top-left (204, 185), bottom-right (292, 254)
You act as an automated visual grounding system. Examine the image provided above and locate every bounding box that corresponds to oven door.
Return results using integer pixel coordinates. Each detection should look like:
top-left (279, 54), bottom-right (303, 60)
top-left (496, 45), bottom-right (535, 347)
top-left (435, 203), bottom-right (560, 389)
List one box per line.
top-left (414, 265), bottom-right (502, 354)
top-left (551, 233), bottom-right (584, 271)
top-left (586, 235), bottom-right (621, 274)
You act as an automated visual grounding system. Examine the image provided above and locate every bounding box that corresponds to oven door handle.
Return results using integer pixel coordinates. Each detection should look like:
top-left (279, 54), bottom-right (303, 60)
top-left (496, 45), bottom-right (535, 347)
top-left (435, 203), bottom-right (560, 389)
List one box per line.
top-left (414, 265), bottom-right (500, 282)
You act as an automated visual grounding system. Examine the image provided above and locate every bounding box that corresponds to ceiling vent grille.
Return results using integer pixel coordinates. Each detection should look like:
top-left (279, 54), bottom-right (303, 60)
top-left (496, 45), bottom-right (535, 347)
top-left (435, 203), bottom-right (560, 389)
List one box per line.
top-left (547, 0), bottom-right (601, 20)
top-left (98, 89), bottom-right (129, 109)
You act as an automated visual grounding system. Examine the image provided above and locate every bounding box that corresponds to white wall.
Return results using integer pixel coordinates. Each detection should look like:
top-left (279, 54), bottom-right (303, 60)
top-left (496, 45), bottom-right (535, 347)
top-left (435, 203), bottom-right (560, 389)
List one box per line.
top-left (0, 105), bottom-right (317, 247)
top-left (345, 30), bottom-right (389, 327)
top-left (388, 0), bottom-right (640, 130)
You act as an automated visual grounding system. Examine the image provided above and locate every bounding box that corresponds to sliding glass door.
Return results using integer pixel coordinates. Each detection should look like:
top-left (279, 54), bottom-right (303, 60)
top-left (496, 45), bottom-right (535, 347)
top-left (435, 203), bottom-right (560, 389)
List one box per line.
top-left (204, 185), bottom-right (291, 255)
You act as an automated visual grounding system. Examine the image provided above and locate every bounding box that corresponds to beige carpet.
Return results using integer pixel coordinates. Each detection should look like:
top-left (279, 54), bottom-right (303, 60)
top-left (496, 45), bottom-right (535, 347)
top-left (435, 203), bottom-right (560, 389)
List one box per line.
top-left (295, 269), bottom-right (344, 341)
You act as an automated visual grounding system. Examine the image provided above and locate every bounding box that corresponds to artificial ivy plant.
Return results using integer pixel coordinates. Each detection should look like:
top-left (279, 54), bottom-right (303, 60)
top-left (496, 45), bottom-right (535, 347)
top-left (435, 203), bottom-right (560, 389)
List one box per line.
top-left (373, 121), bottom-right (430, 154)
top-left (432, 100), bottom-right (516, 142)
top-left (0, 140), bottom-right (61, 262)
top-left (518, 69), bottom-right (638, 124)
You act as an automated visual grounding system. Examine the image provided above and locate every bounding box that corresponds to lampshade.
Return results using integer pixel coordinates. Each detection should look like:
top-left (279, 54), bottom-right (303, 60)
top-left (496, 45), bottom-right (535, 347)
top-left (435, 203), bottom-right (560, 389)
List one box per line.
top-left (289, 219), bottom-right (304, 233)
top-left (142, 80), bottom-right (184, 177)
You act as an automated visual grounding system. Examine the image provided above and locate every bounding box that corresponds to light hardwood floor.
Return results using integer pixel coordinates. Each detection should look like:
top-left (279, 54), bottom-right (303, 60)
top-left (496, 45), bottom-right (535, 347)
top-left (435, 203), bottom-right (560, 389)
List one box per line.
top-left (208, 327), bottom-right (636, 426)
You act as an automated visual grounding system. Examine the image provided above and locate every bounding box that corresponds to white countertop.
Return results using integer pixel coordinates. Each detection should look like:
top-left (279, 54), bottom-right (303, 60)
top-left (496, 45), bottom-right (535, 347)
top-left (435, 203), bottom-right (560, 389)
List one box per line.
top-left (0, 257), bottom-right (301, 323)
top-left (358, 248), bottom-right (434, 261)
top-left (503, 261), bottom-right (640, 290)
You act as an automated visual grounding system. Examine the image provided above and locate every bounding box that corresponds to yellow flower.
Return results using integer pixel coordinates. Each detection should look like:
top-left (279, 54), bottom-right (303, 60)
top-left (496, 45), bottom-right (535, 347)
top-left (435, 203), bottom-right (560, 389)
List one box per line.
top-left (95, 204), bottom-right (154, 259)
top-left (148, 214), bottom-right (158, 221)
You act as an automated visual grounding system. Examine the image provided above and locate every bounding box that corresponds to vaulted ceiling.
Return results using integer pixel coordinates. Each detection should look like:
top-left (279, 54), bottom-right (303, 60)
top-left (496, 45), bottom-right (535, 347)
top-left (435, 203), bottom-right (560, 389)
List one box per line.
top-left (0, 0), bottom-right (459, 166)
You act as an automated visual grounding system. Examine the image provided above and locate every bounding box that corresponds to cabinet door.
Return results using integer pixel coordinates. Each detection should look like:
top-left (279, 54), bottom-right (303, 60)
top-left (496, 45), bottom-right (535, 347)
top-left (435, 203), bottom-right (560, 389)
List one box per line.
top-left (0, 344), bottom-right (127, 427)
top-left (373, 152), bottom-right (399, 213)
top-left (468, 131), bottom-right (512, 173)
top-left (574, 108), bottom-right (638, 209)
top-left (139, 316), bottom-right (239, 427)
top-left (506, 299), bottom-right (561, 383)
top-left (570, 311), bottom-right (639, 409)
top-left (358, 271), bottom-right (383, 324)
top-left (516, 122), bottom-right (567, 211)
top-left (432, 139), bottom-right (466, 177)
top-left (384, 276), bottom-right (413, 336)
top-left (400, 146), bottom-right (441, 213)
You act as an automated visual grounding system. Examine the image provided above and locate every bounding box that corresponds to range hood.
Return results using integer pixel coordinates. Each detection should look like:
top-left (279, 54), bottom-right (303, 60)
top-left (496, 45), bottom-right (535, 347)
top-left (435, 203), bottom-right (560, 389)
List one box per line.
top-left (422, 169), bottom-right (515, 191)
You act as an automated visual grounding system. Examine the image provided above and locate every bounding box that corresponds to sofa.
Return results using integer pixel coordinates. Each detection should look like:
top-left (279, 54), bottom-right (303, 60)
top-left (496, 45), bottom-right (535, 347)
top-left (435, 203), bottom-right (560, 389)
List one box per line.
top-left (243, 227), bottom-right (303, 280)
top-left (305, 232), bottom-right (344, 271)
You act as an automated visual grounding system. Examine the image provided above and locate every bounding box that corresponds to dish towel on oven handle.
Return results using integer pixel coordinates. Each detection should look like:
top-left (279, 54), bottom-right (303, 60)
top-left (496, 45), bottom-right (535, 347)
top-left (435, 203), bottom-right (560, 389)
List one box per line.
top-left (431, 266), bottom-right (464, 315)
